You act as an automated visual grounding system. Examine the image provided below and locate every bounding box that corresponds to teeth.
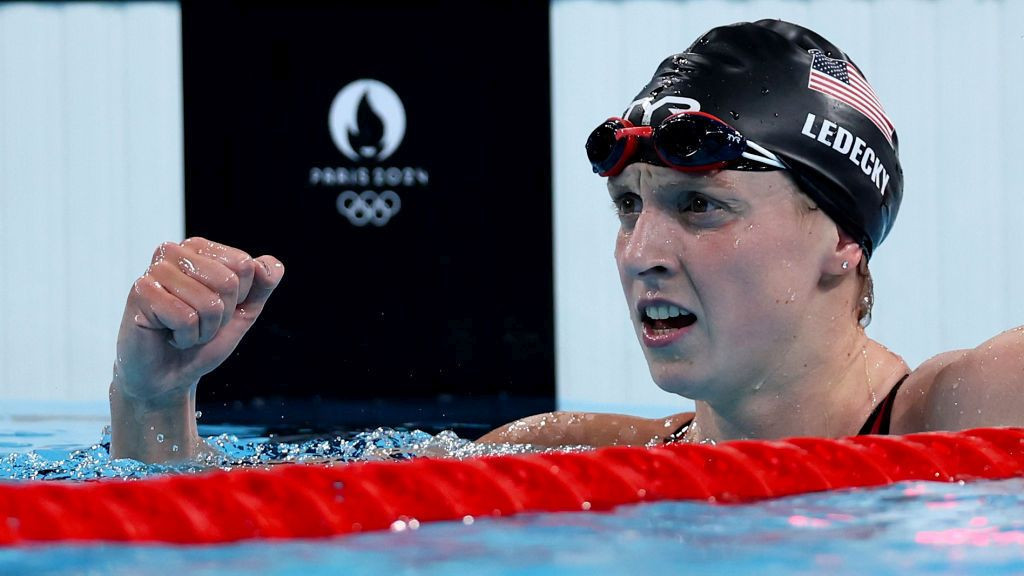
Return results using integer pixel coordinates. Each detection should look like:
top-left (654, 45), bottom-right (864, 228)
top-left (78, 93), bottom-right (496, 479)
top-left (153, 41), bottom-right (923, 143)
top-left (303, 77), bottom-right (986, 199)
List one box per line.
top-left (644, 304), bottom-right (688, 320)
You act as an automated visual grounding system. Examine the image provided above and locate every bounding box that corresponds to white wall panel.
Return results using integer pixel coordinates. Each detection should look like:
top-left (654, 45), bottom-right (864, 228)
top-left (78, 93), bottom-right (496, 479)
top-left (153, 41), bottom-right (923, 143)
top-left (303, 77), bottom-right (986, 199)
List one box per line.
top-left (552, 0), bottom-right (1024, 416)
top-left (0, 3), bottom-right (182, 403)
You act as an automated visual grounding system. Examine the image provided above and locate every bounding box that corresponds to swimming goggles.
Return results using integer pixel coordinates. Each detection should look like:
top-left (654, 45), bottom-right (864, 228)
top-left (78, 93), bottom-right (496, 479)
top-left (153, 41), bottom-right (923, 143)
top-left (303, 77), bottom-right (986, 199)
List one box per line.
top-left (585, 110), bottom-right (787, 177)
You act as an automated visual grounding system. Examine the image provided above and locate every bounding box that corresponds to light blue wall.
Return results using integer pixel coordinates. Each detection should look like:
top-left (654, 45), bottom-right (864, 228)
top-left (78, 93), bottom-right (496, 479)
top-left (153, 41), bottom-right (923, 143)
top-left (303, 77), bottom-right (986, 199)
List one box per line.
top-left (0, 3), bottom-right (183, 402)
top-left (552, 0), bottom-right (1024, 416)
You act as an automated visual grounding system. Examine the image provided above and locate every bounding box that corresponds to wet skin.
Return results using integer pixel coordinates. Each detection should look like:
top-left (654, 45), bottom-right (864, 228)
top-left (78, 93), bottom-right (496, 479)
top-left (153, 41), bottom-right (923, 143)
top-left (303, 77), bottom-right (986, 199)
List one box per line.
top-left (611, 163), bottom-right (849, 404)
top-left (109, 238), bottom-right (284, 463)
top-left (480, 164), bottom-right (909, 445)
top-left (479, 164), bottom-right (1024, 446)
top-left (109, 176), bottom-right (1024, 461)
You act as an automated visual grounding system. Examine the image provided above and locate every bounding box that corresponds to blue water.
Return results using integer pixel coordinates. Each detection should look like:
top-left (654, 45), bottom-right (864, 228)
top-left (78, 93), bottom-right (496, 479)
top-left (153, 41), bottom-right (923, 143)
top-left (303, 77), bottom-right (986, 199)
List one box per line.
top-left (0, 413), bottom-right (1022, 575)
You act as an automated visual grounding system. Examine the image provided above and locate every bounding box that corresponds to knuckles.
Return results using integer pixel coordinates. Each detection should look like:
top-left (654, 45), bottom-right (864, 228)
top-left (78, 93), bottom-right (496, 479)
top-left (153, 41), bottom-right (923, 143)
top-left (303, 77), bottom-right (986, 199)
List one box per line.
top-left (195, 297), bottom-right (226, 318)
top-left (151, 241), bottom-right (177, 264)
top-left (180, 236), bottom-right (210, 251)
top-left (222, 271), bottom-right (240, 296)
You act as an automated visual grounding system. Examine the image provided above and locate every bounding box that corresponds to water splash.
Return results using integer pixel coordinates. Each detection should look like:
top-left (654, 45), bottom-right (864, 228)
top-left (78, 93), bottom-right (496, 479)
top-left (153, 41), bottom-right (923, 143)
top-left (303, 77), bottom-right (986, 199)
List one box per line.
top-left (0, 427), bottom-right (592, 482)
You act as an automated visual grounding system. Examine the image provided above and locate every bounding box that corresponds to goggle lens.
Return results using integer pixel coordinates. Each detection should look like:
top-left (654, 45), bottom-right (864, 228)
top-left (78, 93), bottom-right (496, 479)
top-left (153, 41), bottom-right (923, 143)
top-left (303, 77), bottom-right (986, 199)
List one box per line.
top-left (586, 111), bottom-right (776, 177)
top-left (653, 114), bottom-right (745, 167)
top-left (586, 119), bottom-right (633, 176)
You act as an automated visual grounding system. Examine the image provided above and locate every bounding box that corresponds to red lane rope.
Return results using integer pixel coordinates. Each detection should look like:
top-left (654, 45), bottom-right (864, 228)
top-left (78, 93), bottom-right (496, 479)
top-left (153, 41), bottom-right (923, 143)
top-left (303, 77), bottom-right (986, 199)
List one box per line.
top-left (0, 428), bottom-right (1022, 545)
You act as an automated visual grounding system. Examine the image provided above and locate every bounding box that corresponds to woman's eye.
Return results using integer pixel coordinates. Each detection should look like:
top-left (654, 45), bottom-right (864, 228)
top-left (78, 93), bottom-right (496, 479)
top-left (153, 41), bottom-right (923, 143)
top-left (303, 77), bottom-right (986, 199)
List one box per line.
top-left (681, 194), bottom-right (720, 214)
top-left (613, 194), bottom-right (641, 215)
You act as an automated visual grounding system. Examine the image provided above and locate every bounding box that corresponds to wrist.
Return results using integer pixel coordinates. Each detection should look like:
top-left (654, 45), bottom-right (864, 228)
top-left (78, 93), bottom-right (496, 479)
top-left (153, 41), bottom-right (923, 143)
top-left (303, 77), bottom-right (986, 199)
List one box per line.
top-left (110, 360), bottom-right (199, 410)
top-left (109, 379), bottom-right (201, 463)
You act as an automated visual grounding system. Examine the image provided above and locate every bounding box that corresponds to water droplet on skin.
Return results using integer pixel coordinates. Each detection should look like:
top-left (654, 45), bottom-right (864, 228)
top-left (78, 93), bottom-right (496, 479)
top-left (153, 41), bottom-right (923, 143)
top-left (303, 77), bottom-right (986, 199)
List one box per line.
top-left (156, 433), bottom-right (165, 443)
top-left (171, 445), bottom-right (179, 452)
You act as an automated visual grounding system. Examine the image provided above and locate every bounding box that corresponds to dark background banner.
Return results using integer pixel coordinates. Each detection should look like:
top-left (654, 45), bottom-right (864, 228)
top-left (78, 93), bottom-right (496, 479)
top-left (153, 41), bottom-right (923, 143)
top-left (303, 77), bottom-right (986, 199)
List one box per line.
top-left (182, 2), bottom-right (555, 437)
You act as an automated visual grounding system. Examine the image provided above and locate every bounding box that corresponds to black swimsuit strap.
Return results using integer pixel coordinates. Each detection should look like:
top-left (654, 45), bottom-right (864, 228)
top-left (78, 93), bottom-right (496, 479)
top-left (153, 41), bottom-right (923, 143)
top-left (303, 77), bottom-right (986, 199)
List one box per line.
top-left (664, 416), bottom-right (695, 444)
top-left (665, 373), bottom-right (911, 443)
top-left (857, 373), bottom-right (910, 436)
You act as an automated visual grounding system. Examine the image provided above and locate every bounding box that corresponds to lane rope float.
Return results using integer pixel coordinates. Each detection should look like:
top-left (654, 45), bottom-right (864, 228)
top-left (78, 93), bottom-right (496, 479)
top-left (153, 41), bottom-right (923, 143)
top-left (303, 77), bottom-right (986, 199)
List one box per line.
top-left (0, 428), bottom-right (1021, 544)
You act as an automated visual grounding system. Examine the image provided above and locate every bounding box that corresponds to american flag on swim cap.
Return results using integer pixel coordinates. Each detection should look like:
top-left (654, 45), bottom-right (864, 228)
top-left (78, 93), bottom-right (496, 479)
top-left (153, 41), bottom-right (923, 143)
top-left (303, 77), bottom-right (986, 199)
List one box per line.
top-left (807, 49), bottom-right (894, 147)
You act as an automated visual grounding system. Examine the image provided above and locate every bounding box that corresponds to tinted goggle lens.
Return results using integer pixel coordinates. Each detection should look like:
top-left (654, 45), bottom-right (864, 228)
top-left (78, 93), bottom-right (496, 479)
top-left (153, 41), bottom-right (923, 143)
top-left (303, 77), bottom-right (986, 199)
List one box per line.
top-left (586, 112), bottom-right (748, 177)
top-left (654, 114), bottom-right (745, 167)
top-left (585, 119), bottom-right (630, 176)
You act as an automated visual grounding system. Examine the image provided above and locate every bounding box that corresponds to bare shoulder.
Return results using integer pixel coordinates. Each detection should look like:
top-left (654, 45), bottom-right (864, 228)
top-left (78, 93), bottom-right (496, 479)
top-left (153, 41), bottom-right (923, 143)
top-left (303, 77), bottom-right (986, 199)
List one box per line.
top-left (476, 410), bottom-right (695, 447)
top-left (891, 327), bottom-right (1024, 433)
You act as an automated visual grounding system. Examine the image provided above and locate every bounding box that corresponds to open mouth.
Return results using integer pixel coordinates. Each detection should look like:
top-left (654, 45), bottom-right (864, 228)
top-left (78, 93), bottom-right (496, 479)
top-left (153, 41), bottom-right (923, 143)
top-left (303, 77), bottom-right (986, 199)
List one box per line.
top-left (641, 304), bottom-right (697, 332)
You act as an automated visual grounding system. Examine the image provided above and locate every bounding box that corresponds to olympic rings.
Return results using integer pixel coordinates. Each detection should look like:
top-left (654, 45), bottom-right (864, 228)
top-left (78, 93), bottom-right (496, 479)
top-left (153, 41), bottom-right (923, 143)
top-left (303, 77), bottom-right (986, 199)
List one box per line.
top-left (336, 190), bottom-right (401, 226)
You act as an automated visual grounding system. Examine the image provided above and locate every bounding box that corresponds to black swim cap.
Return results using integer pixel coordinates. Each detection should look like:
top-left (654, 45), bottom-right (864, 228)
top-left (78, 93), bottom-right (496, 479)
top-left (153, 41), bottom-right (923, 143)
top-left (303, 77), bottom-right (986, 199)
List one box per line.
top-left (607, 20), bottom-right (903, 257)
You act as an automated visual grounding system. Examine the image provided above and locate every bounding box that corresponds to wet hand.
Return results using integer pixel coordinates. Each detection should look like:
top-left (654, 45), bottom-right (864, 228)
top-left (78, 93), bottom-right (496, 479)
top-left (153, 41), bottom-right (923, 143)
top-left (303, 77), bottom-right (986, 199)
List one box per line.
top-left (112, 237), bottom-right (284, 409)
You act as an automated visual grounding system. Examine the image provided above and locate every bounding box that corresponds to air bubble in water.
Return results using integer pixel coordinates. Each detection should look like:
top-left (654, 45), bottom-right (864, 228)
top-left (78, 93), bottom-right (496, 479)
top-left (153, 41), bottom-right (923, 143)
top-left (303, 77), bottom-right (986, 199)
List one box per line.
top-left (156, 433), bottom-right (165, 443)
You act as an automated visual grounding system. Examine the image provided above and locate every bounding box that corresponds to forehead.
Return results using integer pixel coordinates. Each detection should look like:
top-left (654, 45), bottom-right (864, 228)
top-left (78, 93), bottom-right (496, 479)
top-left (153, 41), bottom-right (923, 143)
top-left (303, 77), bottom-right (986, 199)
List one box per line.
top-left (606, 163), bottom-right (802, 199)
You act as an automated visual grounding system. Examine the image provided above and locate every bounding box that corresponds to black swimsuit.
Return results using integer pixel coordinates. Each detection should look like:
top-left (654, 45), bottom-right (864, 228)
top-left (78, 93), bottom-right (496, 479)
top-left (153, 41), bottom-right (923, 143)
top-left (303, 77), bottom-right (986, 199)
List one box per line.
top-left (856, 373), bottom-right (908, 435)
top-left (665, 374), bottom-right (909, 443)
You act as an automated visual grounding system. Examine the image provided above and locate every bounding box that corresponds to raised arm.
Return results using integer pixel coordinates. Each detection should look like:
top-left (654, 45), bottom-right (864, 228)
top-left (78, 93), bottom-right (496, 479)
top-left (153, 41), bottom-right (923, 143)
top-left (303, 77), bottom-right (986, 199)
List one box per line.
top-left (109, 238), bottom-right (284, 463)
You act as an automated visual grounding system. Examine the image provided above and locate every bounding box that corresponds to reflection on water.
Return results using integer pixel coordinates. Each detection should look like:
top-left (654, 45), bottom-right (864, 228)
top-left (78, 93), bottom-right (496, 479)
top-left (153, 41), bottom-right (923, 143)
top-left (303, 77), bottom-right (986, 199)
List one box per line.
top-left (0, 479), bottom-right (1020, 576)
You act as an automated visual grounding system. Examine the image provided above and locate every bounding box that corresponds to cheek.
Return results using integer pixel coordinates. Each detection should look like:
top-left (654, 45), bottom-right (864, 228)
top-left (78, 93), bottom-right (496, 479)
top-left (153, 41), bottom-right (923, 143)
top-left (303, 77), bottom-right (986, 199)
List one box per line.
top-left (699, 230), bottom-right (807, 322)
top-left (613, 232), bottom-right (629, 280)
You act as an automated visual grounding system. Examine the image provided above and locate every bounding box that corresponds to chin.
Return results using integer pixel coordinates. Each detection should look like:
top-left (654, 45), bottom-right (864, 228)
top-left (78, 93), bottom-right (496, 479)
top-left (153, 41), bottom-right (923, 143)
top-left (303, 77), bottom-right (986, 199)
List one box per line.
top-left (648, 364), bottom-right (706, 400)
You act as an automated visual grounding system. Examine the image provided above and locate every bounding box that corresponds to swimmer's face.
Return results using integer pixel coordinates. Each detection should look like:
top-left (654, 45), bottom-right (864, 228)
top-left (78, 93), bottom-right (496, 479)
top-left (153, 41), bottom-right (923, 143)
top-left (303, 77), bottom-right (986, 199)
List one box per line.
top-left (609, 163), bottom-right (840, 401)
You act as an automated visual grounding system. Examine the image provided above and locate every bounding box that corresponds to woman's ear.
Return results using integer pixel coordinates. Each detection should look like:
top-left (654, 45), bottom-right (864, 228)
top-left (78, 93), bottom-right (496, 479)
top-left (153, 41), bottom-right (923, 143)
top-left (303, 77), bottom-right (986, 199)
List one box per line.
top-left (828, 227), bottom-right (865, 276)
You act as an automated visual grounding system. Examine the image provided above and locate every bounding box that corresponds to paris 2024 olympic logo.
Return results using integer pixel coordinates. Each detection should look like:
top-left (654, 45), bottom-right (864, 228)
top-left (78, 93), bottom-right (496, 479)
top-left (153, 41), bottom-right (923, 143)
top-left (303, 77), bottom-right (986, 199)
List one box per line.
top-left (310, 79), bottom-right (429, 227)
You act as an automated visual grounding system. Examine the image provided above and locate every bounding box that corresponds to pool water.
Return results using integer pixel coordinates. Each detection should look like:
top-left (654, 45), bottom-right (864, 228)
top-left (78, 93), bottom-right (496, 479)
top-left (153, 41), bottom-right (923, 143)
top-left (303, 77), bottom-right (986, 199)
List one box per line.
top-left (0, 414), bottom-right (1022, 575)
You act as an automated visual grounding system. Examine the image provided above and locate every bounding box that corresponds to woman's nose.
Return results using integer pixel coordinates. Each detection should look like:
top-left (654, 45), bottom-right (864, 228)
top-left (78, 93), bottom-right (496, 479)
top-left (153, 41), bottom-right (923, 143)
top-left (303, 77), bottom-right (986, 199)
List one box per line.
top-left (618, 210), bottom-right (678, 279)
